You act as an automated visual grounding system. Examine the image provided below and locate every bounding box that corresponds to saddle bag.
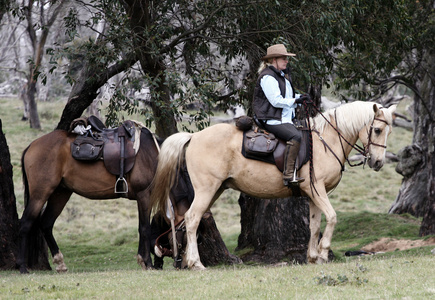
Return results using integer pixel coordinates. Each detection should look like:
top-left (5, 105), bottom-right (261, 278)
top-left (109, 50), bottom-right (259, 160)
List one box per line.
top-left (71, 134), bottom-right (104, 161)
top-left (244, 130), bottom-right (278, 156)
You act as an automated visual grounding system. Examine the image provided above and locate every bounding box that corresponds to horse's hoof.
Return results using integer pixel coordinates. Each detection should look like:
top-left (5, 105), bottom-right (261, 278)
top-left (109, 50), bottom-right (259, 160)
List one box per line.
top-left (19, 267), bottom-right (29, 274)
top-left (56, 263), bottom-right (68, 273)
top-left (53, 252), bottom-right (64, 264)
top-left (190, 264), bottom-right (206, 271)
top-left (316, 257), bottom-right (327, 264)
top-left (307, 257), bottom-right (316, 264)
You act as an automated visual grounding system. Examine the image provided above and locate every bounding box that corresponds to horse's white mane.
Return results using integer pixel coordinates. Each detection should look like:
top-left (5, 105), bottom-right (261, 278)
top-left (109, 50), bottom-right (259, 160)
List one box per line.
top-left (311, 101), bottom-right (390, 136)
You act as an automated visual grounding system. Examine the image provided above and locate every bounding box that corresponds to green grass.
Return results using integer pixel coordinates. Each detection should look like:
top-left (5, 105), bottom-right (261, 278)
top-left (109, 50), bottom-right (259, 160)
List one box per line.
top-left (1, 255), bottom-right (434, 299)
top-left (1, 96), bottom-right (434, 299)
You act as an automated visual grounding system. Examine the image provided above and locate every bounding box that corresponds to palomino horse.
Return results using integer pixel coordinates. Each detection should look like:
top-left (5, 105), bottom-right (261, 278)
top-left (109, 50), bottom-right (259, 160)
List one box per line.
top-left (17, 126), bottom-right (161, 274)
top-left (151, 101), bottom-right (396, 270)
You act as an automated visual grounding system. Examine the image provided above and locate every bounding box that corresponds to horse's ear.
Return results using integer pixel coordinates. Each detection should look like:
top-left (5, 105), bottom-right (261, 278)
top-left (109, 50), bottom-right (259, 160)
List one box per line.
top-left (373, 103), bottom-right (380, 116)
top-left (388, 105), bottom-right (397, 115)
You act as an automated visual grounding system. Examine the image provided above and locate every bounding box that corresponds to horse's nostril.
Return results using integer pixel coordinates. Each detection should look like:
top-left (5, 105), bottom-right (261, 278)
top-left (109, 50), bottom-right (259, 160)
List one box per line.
top-left (373, 160), bottom-right (383, 171)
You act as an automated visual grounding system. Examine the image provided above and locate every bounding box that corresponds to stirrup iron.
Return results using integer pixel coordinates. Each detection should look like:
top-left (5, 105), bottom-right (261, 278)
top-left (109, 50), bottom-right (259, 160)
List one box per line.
top-left (115, 176), bottom-right (128, 193)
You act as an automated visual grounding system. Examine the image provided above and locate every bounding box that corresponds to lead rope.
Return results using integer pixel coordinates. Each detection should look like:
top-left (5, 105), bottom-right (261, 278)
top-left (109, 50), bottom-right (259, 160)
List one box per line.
top-left (152, 134), bottom-right (178, 260)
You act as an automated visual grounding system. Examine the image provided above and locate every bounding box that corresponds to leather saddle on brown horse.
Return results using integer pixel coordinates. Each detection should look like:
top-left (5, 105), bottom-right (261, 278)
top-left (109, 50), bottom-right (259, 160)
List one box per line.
top-left (70, 116), bottom-right (136, 193)
top-left (238, 116), bottom-right (310, 172)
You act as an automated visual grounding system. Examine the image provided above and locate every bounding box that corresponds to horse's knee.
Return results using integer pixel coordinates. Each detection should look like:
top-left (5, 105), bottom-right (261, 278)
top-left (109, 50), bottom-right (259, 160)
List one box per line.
top-left (19, 218), bottom-right (33, 236)
top-left (325, 213), bottom-right (337, 226)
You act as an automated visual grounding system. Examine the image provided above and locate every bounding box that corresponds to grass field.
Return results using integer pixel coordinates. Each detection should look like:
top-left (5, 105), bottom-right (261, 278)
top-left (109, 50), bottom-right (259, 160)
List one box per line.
top-left (1, 96), bottom-right (434, 299)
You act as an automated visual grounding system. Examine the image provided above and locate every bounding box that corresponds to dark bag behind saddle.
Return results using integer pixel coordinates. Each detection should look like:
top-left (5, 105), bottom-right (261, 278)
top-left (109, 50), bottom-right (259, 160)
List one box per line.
top-left (71, 134), bottom-right (104, 161)
top-left (244, 130), bottom-right (278, 156)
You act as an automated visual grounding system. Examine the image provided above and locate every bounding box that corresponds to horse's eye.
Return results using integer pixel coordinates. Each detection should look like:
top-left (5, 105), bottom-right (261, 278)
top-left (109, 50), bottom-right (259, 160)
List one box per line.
top-left (374, 128), bottom-right (381, 135)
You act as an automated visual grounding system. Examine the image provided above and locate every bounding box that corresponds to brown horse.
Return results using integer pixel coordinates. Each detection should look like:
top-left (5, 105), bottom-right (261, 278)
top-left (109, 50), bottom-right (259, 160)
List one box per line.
top-left (17, 126), bottom-right (161, 274)
top-left (151, 101), bottom-right (397, 270)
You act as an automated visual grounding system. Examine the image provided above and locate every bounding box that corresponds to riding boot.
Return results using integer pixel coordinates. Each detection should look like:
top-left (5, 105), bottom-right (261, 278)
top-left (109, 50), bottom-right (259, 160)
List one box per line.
top-left (283, 140), bottom-right (305, 186)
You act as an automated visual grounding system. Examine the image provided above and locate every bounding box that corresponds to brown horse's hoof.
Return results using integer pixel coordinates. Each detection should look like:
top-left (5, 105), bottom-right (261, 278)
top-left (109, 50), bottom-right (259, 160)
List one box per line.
top-left (137, 254), bottom-right (154, 270)
top-left (53, 252), bottom-right (68, 273)
top-left (56, 263), bottom-right (68, 273)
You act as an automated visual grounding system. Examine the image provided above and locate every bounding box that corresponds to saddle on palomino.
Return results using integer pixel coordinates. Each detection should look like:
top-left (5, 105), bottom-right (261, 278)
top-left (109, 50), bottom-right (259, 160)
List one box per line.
top-left (70, 115), bottom-right (136, 193)
top-left (236, 115), bottom-right (311, 172)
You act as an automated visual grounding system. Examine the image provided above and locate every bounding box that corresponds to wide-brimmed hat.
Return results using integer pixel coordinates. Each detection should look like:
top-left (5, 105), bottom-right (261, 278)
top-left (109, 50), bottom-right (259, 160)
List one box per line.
top-left (262, 44), bottom-right (296, 60)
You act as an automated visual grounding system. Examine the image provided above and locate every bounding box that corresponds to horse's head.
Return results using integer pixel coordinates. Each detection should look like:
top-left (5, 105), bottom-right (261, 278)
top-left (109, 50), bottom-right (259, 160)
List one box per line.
top-left (359, 104), bottom-right (396, 171)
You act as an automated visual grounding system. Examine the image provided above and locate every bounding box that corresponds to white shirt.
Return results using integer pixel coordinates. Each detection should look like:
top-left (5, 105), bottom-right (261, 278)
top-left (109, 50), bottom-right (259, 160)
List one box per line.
top-left (260, 72), bottom-right (301, 125)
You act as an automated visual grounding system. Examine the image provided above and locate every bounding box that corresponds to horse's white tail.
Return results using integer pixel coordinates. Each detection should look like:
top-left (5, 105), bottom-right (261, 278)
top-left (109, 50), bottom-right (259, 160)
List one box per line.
top-left (151, 132), bottom-right (193, 216)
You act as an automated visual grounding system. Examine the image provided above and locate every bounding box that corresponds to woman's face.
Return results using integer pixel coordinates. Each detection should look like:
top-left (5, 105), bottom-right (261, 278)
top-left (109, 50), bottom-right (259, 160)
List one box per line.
top-left (273, 56), bottom-right (289, 71)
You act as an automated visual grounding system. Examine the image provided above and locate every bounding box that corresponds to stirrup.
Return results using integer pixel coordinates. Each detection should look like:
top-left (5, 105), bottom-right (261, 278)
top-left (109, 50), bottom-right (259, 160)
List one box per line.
top-left (283, 168), bottom-right (305, 186)
top-left (283, 177), bottom-right (305, 187)
top-left (115, 177), bottom-right (128, 193)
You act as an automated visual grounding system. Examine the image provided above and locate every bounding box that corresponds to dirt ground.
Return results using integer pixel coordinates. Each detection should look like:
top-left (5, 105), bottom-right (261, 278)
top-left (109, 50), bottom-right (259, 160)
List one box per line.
top-left (362, 237), bottom-right (435, 253)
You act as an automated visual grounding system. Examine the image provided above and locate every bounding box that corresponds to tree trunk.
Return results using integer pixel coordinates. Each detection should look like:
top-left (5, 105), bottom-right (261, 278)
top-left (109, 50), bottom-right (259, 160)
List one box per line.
top-left (198, 213), bottom-right (242, 267)
top-left (123, 0), bottom-right (178, 139)
top-left (0, 120), bottom-right (20, 269)
top-left (236, 194), bottom-right (311, 264)
top-left (389, 51), bottom-right (435, 236)
top-left (27, 80), bottom-right (41, 129)
top-left (0, 119), bottom-right (51, 271)
top-left (56, 58), bottom-right (136, 130)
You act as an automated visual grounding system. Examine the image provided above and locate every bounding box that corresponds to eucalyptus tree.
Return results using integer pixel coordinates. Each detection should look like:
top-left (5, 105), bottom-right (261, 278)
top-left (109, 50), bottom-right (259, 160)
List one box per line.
top-left (15, 0), bottom-right (70, 129)
top-left (57, 0), bottom-right (256, 136)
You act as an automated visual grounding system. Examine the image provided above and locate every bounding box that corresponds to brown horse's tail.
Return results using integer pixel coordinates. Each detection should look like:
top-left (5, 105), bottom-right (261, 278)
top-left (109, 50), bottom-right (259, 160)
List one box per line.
top-left (150, 132), bottom-right (193, 218)
top-left (21, 145), bottom-right (31, 207)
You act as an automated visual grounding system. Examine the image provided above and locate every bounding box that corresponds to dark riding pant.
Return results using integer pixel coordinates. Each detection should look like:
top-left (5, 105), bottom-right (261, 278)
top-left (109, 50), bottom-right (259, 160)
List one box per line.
top-left (264, 122), bottom-right (302, 143)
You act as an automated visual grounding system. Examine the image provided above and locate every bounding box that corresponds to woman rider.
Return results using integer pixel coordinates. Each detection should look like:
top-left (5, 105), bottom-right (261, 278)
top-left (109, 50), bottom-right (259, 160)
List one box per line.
top-left (252, 44), bottom-right (309, 186)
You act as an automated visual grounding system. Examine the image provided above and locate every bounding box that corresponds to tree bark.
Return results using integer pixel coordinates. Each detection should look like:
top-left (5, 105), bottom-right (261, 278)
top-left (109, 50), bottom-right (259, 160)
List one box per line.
top-left (236, 194), bottom-right (311, 264)
top-left (26, 80), bottom-right (41, 129)
top-left (56, 58), bottom-right (136, 130)
top-left (198, 213), bottom-right (242, 267)
top-left (0, 119), bottom-right (20, 269)
top-left (123, 0), bottom-right (178, 139)
top-left (389, 51), bottom-right (435, 236)
top-left (0, 119), bottom-right (51, 271)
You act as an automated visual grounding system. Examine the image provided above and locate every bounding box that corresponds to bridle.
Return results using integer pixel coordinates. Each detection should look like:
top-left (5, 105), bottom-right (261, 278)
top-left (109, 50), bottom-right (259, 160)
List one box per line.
top-left (309, 103), bottom-right (390, 170)
top-left (365, 117), bottom-right (389, 154)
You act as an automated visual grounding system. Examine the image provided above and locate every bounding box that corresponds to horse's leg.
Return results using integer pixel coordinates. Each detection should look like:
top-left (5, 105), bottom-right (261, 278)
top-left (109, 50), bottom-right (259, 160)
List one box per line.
top-left (307, 200), bottom-right (322, 263)
top-left (17, 200), bottom-right (47, 274)
top-left (184, 188), bottom-right (218, 271)
top-left (39, 187), bottom-right (72, 273)
top-left (135, 190), bottom-right (153, 270)
top-left (308, 184), bottom-right (337, 264)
